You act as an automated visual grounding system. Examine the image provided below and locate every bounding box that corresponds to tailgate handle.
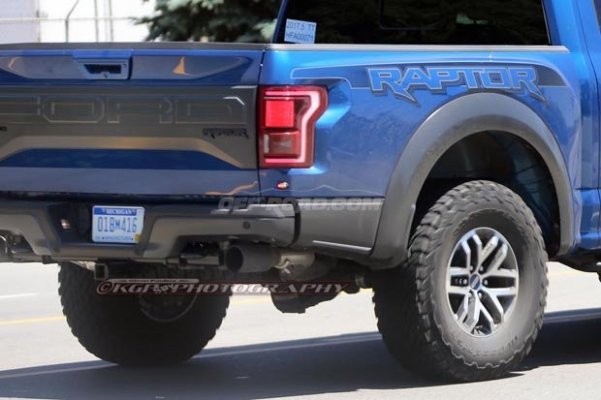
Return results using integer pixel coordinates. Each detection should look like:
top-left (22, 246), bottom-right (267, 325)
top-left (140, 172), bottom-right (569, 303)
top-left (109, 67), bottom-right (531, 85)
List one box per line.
top-left (77, 59), bottom-right (130, 80)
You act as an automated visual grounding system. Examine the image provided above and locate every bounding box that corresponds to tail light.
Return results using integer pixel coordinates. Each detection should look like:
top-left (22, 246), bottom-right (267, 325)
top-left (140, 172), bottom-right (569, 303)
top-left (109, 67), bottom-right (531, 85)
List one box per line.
top-left (258, 86), bottom-right (328, 168)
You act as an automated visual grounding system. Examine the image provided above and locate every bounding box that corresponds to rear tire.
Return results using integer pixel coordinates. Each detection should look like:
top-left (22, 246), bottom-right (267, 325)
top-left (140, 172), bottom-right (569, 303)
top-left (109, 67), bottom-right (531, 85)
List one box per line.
top-left (373, 181), bottom-right (548, 382)
top-left (59, 263), bottom-right (229, 366)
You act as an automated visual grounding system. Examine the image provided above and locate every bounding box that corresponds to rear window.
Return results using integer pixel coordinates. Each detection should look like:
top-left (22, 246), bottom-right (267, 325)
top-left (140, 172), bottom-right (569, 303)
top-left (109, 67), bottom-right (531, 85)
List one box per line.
top-left (277, 0), bottom-right (549, 45)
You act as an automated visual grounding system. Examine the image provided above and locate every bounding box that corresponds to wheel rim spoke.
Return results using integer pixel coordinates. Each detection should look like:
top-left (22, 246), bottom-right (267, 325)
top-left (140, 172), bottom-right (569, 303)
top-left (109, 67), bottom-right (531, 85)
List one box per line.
top-left (464, 296), bottom-right (481, 332)
top-left (456, 294), bottom-right (470, 322)
top-left (485, 267), bottom-right (518, 280)
top-left (460, 240), bottom-right (472, 270)
top-left (448, 285), bottom-right (470, 296)
top-left (446, 227), bottom-right (519, 337)
top-left (486, 287), bottom-right (518, 297)
top-left (449, 267), bottom-right (470, 277)
top-left (472, 234), bottom-right (484, 270)
top-left (480, 302), bottom-right (496, 332)
top-left (480, 235), bottom-right (500, 265)
top-left (481, 288), bottom-right (506, 324)
top-left (482, 244), bottom-right (509, 278)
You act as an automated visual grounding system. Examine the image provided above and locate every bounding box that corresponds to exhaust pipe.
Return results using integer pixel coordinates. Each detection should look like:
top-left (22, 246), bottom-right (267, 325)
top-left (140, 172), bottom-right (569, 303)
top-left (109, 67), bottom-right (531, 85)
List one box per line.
top-left (224, 245), bottom-right (280, 273)
top-left (224, 244), bottom-right (314, 273)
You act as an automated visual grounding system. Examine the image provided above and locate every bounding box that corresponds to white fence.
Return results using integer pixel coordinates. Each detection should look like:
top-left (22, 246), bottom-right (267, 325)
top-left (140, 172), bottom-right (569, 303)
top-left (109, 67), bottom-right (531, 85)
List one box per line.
top-left (0, 16), bottom-right (151, 43)
top-left (0, 0), bottom-right (155, 43)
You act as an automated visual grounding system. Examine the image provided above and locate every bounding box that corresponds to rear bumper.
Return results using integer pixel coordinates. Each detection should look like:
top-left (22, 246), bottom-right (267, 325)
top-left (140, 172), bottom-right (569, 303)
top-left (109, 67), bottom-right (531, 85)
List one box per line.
top-left (0, 198), bottom-right (384, 262)
top-left (0, 201), bottom-right (295, 261)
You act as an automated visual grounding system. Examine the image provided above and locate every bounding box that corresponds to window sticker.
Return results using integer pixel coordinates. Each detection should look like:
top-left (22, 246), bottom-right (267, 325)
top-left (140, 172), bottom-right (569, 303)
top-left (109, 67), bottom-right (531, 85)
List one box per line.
top-left (284, 19), bottom-right (317, 44)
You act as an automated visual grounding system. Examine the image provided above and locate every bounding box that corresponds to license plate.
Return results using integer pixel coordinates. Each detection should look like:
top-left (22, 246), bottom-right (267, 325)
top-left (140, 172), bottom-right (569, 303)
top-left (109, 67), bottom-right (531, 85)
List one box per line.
top-left (92, 206), bottom-right (145, 244)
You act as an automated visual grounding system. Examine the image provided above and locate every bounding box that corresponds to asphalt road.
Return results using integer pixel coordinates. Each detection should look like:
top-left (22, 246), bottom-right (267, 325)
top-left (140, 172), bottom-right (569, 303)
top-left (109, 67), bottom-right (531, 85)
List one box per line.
top-left (0, 262), bottom-right (600, 399)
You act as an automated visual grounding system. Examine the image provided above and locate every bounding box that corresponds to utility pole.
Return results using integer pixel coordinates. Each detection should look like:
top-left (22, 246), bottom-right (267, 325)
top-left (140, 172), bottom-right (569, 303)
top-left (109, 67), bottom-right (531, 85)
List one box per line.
top-left (94, 0), bottom-right (100, 42)
top-left (65, 0), bottom-right (80, 42)
top-left (107, 0), bottom-right (114, 42)
top-left (35, 0), bottom-right (41, 42)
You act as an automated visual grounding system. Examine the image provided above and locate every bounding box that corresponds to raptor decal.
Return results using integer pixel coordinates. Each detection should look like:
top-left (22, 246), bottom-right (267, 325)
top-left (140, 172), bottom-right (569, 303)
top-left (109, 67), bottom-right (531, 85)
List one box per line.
top-left (368, 66), bottom-right (544, 103)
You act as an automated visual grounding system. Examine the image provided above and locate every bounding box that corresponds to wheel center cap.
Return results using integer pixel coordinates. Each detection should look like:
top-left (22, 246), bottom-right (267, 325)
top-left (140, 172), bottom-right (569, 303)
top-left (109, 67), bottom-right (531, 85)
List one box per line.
top-left (469, 274), bottom-right (482, 290)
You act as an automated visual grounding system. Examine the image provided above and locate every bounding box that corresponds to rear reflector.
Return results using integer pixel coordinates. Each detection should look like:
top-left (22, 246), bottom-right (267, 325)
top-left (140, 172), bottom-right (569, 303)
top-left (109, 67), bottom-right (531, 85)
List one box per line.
top-left (258, 86), bottom-right (328, 168)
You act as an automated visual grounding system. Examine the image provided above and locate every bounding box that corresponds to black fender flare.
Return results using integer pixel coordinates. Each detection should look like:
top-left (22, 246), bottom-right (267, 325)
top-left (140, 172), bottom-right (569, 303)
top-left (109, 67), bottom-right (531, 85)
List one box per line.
top-left (370, 92), bottom-right (574, 266)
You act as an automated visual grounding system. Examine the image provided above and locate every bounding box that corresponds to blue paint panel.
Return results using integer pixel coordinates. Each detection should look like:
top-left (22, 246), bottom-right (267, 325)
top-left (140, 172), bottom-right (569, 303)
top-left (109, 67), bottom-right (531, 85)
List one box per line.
top-left (260, 49), bottom-right (586, 194)
top-left (0, 149), bottom-right (242, 171)
top-left (0, 47), bottom-right (265, 86)
top-left (258, 0), bottom-right (601, 249)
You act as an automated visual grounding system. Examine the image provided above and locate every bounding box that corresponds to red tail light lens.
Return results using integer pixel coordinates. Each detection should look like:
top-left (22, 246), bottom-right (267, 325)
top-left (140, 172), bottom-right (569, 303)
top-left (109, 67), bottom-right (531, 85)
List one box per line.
top-left (258, 86), bottom-right (328, 168)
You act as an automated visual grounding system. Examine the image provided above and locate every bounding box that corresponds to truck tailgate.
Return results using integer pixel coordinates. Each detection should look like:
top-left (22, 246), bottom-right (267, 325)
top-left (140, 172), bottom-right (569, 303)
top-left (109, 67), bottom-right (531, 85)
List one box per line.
top-left (0, 43), bottom-right (265, 197)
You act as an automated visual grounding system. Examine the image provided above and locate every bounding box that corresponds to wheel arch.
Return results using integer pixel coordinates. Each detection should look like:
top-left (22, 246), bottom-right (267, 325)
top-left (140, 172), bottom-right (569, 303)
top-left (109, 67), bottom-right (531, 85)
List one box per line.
top-left (370, 92), bottom-right (574, 267)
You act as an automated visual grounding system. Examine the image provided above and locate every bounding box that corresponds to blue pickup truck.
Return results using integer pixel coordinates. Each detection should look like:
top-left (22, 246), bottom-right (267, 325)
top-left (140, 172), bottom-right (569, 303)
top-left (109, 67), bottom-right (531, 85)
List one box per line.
top-left (1, 0), bottom-right (600, 382)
